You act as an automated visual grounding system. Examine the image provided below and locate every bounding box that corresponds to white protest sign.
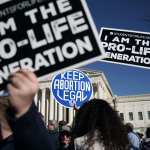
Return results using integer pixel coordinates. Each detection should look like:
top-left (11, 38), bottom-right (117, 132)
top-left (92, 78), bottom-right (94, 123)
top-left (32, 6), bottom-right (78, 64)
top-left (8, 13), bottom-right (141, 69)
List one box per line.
top-left (100, 28), bottom-right (150, 69)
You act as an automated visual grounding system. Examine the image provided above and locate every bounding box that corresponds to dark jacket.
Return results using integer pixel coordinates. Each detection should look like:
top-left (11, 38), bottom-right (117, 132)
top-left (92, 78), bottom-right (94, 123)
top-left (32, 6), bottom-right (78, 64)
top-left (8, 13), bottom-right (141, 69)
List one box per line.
top-left (141, 138), bottom-right (150, 150)
top-left (57, 144), bottom-right (74, 150)
top-left (48, 130), bottom-right (60, 150)
top-left (1, 103), bottom-right (52, 150)
top-left (0, 135), bottom-right (14, 150)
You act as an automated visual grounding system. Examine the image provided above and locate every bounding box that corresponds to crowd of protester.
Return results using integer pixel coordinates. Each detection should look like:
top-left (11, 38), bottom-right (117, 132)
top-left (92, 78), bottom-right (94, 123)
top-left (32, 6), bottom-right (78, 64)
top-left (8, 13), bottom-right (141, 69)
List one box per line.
top-left (0, 70), bottom-right (150, 150)
top-left (125, 123), bottom-right (150, 150)
top-left (46, 118), bottom-right (150, 150)
top-left (47, 120), bottom-right (73, 150)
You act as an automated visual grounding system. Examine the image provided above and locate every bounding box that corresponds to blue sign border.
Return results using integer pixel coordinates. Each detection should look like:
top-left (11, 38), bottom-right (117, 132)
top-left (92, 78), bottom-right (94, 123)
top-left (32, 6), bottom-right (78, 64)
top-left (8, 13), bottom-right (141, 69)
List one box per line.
top-left (51, 69), bottom-right (93, 109)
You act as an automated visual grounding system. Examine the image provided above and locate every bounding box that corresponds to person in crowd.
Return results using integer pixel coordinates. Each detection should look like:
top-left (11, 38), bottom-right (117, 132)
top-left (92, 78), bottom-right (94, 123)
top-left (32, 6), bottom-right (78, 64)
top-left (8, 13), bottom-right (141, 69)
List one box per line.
top-left (125, 123), bottom-right (141, 150)
top-left (48, 120), bottom-right (60, 150)
top-left (0, 70), bottom-right (52, 150)
top-left (136, 132), bottom-right (144, 142)
top-left (57, 130), bottom-right (74, 150)
top-left (59, 121), bottom-right (67, 132)
top-left (72, 99), bottom-right (129, 150)
top-left (141, 127), bottom-right (150, 150)
top-left (61, 125), bottom-right (72, 132)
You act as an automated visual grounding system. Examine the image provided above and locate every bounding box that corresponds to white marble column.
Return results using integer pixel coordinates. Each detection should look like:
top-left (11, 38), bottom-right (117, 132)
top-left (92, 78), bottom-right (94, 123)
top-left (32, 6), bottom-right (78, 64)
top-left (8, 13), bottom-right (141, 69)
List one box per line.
top-left (63, 107), bottom-right (67, 121)
top-left (37, 89), bottom-right (42, 112)
top-left (50, 94), bottom-right (54, 120)
top-left (41, 88), bottom-right (46, 117)
top-left (45, 90), bottom-right (49, 124)
top-left (45, 100), bottom-right (48, 124)
top-left (68, 108), bottom-right (74, 125)
top-left (37, 89), bottom-right (42, 113)
top-left (54, 101), bottom-right (58, 120)
top-left (97, 82), bottom-right (103, 99)
top-left (73, 109), bottom-right (76, 118)
top-left (38, 100), bottom-right (41, 113)
top-left (34, 94), bottom-right (38, 106)
top-left (45, 89), bottom-right (50, 124)
top-left (58, 104), bottom-right (63, 121)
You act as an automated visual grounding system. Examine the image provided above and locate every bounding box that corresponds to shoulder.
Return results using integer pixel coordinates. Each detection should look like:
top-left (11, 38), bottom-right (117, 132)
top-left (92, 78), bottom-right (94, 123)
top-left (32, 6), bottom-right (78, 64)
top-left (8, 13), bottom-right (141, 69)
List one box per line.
top-left (128, 132), bottom-right (139, 139)
top-left (74, 135), bottom-right (87, 147)
top-left (74, 135), bottom-right (104, 150)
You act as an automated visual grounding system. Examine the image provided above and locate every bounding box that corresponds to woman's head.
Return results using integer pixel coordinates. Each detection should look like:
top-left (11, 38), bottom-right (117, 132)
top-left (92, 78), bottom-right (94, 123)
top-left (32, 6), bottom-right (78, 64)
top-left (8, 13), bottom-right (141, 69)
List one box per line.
top-left (72, 99), bottom-right (128, 149)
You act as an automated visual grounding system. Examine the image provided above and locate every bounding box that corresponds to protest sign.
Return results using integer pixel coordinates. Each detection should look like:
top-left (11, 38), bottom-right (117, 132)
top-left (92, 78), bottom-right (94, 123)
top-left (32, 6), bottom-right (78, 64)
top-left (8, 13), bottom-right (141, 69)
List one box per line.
top-left (100, 28), bottom-right (150, 69)
top-left (51, 70), bottom-right (93, 108)
top-left (0, 0), bottom-right (105, 91)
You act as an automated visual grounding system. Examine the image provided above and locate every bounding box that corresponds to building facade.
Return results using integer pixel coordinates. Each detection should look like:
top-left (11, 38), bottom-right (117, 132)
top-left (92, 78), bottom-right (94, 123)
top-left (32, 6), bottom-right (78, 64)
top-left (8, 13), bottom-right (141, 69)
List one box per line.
top-left (116, 94), bottom-right (150, 133)
top-left (34, 69), bottom-right (114, 125)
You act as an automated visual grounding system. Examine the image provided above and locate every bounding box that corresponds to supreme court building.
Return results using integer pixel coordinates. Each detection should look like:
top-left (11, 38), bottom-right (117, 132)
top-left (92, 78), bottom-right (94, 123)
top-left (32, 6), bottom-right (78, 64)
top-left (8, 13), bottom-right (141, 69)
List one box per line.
top-left (34, 69), bottom-right (114, 125)
top-left (116, 94), bottom-right (150, 133)
top-left (34, 69), bottom-right (150, 132)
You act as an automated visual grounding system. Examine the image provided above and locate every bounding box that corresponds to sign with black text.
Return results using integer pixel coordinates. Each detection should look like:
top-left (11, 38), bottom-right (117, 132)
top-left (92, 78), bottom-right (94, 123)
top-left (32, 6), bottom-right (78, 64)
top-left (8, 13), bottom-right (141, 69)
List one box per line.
top-left (0, 0), bottom-right (105, 90)
top-left (100, 28), bottom-right (150, 69)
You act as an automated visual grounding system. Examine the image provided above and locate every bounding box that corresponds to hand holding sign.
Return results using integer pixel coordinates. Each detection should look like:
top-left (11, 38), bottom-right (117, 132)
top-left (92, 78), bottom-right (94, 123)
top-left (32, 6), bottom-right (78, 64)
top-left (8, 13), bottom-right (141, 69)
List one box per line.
top-left (7, 69), bottom-right (39, 118)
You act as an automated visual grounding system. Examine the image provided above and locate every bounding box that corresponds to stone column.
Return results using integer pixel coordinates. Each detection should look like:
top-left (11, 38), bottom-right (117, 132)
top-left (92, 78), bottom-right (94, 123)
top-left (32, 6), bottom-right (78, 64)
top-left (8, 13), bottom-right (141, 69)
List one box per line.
top-left (97, 81), bottom-right (103, 99)
top-left (38, 89), bottom-right (42, 113)
top-left (45, 89), bottom-right (50, 124)
top-left (58, 104), bottom-right (63, 121)
top-left (63, 107), bottom-right (67, 121)
top-left (41, 88), bottom-right (46, 117)
top-left (50, 94), bottom-right (54, 120)
top-left (34, 94), bottom-right (38, 106)
top-left (54, 101), bottom-right (58, 120)
top-left (73, 109), bottom-right (76, 118)
top-left (68, 108), bottom-right (74, 125)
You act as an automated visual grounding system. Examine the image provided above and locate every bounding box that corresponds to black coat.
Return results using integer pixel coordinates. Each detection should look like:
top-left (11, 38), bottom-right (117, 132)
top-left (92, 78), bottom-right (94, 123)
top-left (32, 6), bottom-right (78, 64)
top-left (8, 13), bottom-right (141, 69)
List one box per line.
top-left (1, 104), bottom-right (52, 150)
top-left (0, 135), bottom-right (14, 150)
top-left (141, 138), bottom-right (150, 150)
top-left (57, 145), bottom-right (74, 150)
top-left (48, 130), bottom-right (60, 150)
top-left (57, 143), bottom-right (75, 150)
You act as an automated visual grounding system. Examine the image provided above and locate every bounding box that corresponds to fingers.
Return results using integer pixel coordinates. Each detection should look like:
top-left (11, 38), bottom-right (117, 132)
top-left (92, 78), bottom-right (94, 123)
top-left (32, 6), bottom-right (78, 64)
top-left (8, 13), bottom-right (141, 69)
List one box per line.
top-left (6, 70), bottom-right (39, 117)
top-left (8, 69), bottom-right (39, 92)
top-left (7, 83), bottom-right (19, 97)
top-left (21, 69), bottom-right (38, 84)
top-left (20, 70), bottom-right (39, 92)
top-left (8, 72), bottom-right (29, 89)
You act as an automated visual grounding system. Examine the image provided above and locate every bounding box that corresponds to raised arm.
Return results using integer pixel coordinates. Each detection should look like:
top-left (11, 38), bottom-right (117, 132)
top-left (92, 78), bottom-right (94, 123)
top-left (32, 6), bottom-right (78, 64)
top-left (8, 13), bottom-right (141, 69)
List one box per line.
top-left (7, 70), bottom-right (52, 150)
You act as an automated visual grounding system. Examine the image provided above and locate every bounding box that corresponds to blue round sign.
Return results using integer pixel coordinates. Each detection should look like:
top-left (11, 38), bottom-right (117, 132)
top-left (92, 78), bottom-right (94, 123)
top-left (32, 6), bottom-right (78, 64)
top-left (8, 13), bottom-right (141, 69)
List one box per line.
top-left (51, 70), bottom-right (93, 109)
